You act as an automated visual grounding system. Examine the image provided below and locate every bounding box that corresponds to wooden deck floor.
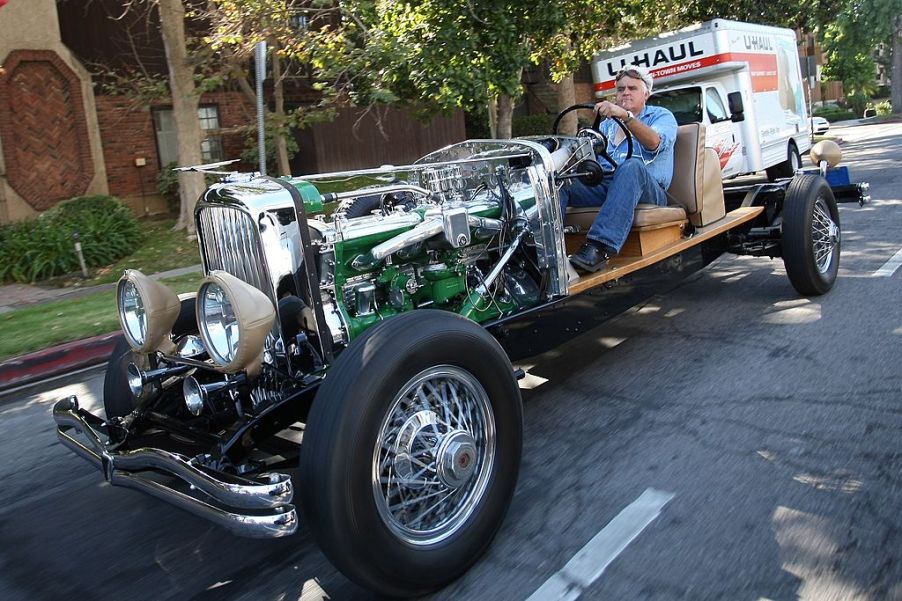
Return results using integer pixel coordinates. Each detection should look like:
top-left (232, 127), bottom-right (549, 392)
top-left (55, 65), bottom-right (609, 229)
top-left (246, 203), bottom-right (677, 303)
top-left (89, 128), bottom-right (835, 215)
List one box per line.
top-left (568, 206), bottom-right (765, 294)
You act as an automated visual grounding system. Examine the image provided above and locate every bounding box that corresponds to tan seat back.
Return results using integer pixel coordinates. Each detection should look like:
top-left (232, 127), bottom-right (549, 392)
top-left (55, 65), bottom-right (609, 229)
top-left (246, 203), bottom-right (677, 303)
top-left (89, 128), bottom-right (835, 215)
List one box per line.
top-left (667, 123), bottom-right (725, 227)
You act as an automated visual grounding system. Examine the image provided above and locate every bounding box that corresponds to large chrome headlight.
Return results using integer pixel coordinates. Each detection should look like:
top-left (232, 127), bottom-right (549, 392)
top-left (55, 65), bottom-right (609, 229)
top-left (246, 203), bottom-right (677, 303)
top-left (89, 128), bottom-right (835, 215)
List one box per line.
top-left (117, 270), bottom-right (181, 352)
top-left (197, 271), bottom-right (275, 373)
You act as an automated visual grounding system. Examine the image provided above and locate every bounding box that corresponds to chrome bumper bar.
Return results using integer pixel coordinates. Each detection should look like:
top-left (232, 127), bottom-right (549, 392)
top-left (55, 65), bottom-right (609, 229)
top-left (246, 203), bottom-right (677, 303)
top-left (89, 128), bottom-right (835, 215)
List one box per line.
top-left (53, 395), bottom-right (298, 538)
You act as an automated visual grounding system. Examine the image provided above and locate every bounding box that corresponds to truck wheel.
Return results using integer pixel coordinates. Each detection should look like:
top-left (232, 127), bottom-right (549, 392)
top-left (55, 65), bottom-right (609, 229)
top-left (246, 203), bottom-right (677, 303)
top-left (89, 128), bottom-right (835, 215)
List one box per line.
top-left (766, 141), bottom-right (801, 181)
top-left (299, 310), bottom-right (523, 597)
top-left (103, 296), bottom-right (196, 420)
top-left (782, 175), bottom-right (841, 296)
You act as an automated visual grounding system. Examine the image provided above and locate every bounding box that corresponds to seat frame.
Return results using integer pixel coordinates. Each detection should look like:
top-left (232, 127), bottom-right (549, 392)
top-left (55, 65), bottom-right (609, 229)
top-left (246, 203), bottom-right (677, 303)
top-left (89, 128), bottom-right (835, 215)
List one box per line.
top-left (564, 122), bottom-right (726, 257)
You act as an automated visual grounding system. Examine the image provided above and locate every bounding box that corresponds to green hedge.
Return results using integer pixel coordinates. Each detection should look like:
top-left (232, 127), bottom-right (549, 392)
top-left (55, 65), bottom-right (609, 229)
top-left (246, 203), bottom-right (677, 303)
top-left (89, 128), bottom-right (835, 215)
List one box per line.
top-left (813, 106), bottom-right (856, 122)
top-left (512, 113), bottom-right (558, 137)
top-left (0, 195), bottom-right (143, 283)
top-left (874, 100), bottom-right (892, 116)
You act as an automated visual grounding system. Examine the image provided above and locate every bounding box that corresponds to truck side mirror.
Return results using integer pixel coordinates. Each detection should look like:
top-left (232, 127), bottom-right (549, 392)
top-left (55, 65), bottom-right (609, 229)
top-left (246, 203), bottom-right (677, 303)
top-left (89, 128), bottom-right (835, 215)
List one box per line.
top-left (728, 92), bottom-right (745, 122)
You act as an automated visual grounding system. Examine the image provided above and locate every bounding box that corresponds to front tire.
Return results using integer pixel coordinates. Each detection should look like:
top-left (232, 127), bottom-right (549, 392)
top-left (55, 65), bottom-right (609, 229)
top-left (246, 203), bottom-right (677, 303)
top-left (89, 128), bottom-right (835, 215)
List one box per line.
top-left (103, 296), bottom-right (196, 419)
top-left (299, 310), bottom-right (523, 597)
top-left (782, 175), bottom-right (841, 295)
top-left (104, 337), bottom-right (157, 420)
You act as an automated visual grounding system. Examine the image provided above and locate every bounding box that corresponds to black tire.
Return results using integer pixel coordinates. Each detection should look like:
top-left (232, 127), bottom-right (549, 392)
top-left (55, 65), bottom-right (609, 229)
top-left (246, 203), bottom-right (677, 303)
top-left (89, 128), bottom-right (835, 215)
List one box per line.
top-left (103, 296), bottom-right (197, 419)
top-left (299, 310), bottom-right (523, 597)
top-left (782, 174), bottom-right (841, 296)
top-left (103, 336), bottom-right (151, 420)
top-left (766, 140), bottom-right (802, 181)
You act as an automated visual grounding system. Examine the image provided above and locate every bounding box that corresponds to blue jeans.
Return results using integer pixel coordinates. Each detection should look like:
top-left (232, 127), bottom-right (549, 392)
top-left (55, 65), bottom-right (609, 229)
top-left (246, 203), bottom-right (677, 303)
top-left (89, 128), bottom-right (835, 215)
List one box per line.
top-left (559, 158), bottom-right (668, 253)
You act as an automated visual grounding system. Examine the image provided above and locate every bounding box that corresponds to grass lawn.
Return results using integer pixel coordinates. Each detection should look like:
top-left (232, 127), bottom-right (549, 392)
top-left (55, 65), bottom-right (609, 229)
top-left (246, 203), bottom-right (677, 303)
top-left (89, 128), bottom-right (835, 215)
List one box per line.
top-left (0, 272), bottom-right (205, 362)
top-left (43, 217), bottom-right (202, 288)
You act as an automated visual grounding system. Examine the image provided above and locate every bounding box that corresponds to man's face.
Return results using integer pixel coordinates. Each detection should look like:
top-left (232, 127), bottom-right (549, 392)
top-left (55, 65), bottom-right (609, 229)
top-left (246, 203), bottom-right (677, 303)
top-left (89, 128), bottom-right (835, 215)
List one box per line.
top-left (615, 75), bottom-right (648, 113)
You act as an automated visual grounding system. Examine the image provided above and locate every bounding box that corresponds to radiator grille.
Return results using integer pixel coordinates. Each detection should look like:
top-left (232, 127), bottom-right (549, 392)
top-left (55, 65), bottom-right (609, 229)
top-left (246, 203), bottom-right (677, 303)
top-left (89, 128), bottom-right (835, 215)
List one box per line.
top-left (197, 206), bottom-right (271, 297)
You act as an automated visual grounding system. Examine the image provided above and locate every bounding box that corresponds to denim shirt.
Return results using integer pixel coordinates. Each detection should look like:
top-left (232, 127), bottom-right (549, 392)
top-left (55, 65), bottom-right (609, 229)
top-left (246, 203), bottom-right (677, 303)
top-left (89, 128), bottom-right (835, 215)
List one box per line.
top-left (599, 104), bottom-right (678, 189)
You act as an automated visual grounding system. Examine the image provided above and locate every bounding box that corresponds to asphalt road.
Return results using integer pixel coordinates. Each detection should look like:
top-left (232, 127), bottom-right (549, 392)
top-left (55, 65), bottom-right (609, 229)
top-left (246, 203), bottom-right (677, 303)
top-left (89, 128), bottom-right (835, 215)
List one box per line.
top-left (1, 122), bottom-right (900, 601)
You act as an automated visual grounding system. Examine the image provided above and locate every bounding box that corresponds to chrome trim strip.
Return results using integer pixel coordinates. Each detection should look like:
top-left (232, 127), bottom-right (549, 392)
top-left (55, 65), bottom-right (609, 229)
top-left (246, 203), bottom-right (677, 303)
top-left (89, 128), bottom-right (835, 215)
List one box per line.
top-left (53, 396), bottom-right (298, 538)
top-left (112, 472), bottom-right (297, 539)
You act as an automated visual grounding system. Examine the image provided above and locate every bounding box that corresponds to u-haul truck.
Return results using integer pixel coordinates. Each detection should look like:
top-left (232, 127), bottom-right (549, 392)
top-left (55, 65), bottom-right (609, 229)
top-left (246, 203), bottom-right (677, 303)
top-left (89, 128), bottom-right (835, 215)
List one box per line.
top-left (592, 19), bottom-right (811, 180)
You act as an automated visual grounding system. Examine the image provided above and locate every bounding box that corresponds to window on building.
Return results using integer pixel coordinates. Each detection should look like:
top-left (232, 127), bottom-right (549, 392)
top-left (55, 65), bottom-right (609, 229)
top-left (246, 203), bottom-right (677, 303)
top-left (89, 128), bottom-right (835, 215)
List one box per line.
top-left (153, 105), bottom-right (225, 168)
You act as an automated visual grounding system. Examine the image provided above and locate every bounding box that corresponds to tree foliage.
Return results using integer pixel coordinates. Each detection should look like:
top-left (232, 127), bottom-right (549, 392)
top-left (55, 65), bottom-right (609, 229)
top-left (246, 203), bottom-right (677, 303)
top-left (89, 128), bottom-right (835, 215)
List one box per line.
top-left (819, 0), bottom-right (902, 109)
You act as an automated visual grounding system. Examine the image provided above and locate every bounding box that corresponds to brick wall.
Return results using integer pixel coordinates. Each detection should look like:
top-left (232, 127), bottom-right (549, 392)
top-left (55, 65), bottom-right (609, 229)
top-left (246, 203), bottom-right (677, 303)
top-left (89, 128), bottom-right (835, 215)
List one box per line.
top-left (202, 90), bottom-right (255, 163)
top-left (93, 90), bottom-right (254, 214)
top-left (0, 50), bottom-right (93, 211)
top-left (94, 96), bottom-right (159, 201)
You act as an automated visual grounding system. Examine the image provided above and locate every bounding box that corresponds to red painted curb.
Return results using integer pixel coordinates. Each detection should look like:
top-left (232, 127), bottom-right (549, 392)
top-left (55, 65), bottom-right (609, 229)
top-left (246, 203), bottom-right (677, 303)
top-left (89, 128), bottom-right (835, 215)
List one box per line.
top-left (0, 332), bottom-right (122, 391)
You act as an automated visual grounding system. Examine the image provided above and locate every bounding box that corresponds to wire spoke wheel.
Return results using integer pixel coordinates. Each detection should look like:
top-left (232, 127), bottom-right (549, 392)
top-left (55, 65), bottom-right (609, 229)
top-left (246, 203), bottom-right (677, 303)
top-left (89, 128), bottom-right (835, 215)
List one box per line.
top-left (300, 310), bottom-right (522, 597)
top-left (374, 366), bottom-right (495, 545)
top-left (811, 197), bottom-right (840, 274)
top-left (782, 174), bottom-right (841, 296)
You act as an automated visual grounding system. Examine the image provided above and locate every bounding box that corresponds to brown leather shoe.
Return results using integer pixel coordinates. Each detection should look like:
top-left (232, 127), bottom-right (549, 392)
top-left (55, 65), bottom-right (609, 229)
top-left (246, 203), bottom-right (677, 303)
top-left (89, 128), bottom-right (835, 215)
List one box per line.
top-left (569, 240), bottom-right (612, 272)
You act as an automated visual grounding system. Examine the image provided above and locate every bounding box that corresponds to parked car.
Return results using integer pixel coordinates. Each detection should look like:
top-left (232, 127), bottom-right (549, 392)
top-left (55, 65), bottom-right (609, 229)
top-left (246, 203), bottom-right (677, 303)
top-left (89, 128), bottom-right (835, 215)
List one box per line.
top-left (52, 105), bottom-right (868, 598)
top-left (812, 116), bottom-right (831, 135)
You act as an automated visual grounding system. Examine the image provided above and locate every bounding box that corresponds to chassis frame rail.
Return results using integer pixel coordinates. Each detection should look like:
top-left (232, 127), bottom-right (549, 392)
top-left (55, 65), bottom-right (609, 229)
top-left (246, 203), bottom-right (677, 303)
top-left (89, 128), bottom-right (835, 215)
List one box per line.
top-left (53, 396), bottom-right (298, 538)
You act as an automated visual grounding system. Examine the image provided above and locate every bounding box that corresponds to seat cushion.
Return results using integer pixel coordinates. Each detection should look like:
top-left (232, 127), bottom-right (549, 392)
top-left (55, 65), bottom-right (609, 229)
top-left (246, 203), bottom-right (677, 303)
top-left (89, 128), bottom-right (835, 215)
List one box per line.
top-left (632, 203), bottom-right (687, 228)
top-left (564, 203), bottom-right (687, 231)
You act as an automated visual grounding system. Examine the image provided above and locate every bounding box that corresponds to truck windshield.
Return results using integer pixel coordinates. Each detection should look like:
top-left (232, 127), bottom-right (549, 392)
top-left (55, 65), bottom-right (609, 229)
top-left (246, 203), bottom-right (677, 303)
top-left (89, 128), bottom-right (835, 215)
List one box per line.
top-left (647, 87), bottom-right (702, 126)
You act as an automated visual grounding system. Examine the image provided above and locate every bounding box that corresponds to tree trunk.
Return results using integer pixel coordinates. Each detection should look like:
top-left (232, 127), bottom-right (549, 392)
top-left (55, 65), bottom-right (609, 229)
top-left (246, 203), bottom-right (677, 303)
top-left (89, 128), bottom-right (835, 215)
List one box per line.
top-left (497, 94), bottom-right (513, 139)
top-left (893, 16), bottom-right (902, 114)
top-left (272, 45), bottom-right (291, 176)
top-left (557, 73), bottom-right (577, 135)
top-left (158, 0), bottom-right (204, 234)
top-left (487, 97), bottom-right (498, 138)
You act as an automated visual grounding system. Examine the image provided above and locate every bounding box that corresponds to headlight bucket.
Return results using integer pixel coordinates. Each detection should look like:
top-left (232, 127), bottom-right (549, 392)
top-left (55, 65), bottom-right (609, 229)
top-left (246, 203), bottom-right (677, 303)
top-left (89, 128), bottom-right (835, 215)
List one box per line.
top-left (196, 271), bottom-right (275, 374)
top-left (117, 270), bottom-right (182, 353)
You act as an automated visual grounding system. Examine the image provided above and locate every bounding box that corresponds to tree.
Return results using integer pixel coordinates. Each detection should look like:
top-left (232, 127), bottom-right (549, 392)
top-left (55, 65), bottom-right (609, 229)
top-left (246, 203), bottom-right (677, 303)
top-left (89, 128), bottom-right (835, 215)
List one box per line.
top-left (818, 0), bottom-right (902, 114)
top-left (202, 0), bottom-right (336, 176)
top-left (304, 1), bottom-right (560, 138)
top-left (97, 0), bottom-right (210, 233)
top-left (306, 0), bottom-right (674, 138)
top-left (157, 0), bottom-right (206, 233)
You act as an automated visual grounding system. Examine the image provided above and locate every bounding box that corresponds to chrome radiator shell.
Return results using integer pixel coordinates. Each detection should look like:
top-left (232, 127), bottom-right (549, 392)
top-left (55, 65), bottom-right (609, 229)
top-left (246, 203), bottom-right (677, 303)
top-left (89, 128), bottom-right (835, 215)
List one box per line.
top-left (195, 180), bottom-right (303, 304)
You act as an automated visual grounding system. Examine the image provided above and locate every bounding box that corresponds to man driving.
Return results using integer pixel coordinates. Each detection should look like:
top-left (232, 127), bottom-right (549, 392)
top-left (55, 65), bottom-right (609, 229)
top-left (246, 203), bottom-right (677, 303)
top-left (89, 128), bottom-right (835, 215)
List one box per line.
top-left (562, 65), bottom-right (678, 272)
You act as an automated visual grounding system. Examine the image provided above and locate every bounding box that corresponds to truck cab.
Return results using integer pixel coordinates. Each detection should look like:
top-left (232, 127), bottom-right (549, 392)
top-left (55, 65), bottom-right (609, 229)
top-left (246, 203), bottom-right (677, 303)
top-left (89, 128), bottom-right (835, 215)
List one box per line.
top-left (647, 82), bottom-right (747, 178)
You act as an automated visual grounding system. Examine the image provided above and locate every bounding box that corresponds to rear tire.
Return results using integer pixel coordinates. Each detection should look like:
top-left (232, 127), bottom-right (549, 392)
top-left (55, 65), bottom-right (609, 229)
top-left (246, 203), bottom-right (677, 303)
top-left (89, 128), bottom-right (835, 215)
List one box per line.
top-left (299, 310), bottom-right (523, 597)
top-left (781, 175), bottom-right (841, 296)
top-left (766, 141), bottom-right (801, 181)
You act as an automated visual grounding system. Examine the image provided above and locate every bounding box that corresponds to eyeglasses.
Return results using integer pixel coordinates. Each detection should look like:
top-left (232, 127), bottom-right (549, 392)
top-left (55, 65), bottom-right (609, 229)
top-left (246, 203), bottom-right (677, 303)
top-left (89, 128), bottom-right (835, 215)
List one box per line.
top-left (615, 68), bottom-right (643, 81)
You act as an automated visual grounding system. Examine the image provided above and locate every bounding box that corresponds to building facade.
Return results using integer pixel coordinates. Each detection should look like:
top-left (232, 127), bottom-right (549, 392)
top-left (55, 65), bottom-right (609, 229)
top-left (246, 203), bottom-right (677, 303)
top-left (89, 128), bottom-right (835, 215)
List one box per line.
top-left (0, 0), bottom-right (465, 224)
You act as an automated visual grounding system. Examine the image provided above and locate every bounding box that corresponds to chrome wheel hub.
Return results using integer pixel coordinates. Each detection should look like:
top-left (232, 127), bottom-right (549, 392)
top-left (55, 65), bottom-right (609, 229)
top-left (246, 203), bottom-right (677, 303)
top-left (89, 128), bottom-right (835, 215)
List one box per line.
top-left (373, 366), bottom-right (495, 545)
top-left (812, 198), bottom-right (839, 273)
top-left (436, 430), bottom-right (478, 488)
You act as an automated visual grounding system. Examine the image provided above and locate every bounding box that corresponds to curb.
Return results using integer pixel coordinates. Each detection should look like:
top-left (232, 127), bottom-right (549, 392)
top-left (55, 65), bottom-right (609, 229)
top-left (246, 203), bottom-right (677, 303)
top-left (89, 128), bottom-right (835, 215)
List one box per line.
top-left (0, 332), bottom-right (121, 393)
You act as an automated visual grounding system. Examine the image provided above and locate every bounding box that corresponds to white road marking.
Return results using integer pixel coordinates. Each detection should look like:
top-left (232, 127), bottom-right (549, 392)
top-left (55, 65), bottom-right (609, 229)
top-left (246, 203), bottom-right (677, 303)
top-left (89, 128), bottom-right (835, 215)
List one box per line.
top-left (873, 247), bottom-right (902, 277)
top-left (525, 488), bottom-right (675, 601)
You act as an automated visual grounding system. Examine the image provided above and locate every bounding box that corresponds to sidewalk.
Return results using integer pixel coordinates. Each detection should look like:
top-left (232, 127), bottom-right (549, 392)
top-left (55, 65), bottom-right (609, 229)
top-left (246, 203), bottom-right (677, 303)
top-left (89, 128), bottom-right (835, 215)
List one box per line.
top-left (0, 264), bottom-right (202, 392)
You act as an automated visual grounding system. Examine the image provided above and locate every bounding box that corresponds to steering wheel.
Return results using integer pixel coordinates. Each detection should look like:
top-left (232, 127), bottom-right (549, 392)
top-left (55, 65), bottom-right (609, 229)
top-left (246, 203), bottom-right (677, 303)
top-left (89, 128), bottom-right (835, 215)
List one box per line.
top-left (552, 103), bottom-right (633, 168)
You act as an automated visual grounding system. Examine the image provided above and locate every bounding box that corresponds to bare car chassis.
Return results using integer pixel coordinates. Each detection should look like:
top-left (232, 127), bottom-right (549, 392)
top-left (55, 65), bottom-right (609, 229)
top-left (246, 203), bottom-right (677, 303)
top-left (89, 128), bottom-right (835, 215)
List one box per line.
top-left (53, 110), bottom-right (866, 597)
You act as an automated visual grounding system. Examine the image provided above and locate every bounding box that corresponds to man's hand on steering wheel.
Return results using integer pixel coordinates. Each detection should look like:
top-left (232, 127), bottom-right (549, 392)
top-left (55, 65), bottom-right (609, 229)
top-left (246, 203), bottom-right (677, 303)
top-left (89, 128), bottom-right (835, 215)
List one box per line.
top-left (593, 100), bottom-right (631, 122)
top-left (552, 103), bottom-right (634, 170)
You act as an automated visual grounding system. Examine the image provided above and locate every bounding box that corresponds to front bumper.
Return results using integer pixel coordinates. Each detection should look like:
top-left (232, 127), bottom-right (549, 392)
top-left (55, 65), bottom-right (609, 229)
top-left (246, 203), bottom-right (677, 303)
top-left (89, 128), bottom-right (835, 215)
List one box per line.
top-left (53, 395), bottom-right (298, 538)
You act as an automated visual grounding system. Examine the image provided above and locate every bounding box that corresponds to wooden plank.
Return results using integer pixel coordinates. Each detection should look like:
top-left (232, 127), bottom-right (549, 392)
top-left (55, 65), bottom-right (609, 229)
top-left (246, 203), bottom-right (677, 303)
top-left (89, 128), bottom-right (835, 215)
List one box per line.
top-left (620, 223), bottom-right (685, 257)
top-left (568, 206), bottom-right (765, 295)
